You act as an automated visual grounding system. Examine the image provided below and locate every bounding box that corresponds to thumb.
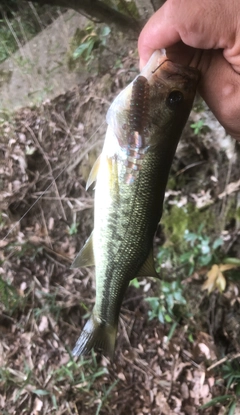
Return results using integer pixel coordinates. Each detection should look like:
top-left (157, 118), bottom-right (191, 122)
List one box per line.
top-left (138, 3), bottom-right (181, 69)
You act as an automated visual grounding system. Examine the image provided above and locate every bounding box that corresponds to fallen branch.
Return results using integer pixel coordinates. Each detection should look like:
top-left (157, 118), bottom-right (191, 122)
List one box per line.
top-left (23, 0), bottom-right (142, 34)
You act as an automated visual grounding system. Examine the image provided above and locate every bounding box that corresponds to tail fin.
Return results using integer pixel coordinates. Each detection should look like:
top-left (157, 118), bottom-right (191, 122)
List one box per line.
top-left (72, 313), bottom-right (117, 359)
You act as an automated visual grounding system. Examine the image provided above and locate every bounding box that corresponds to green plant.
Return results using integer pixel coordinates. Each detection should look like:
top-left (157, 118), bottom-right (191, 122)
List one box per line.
top-left (190, 119), bottom-right (210, 135)
top-left (199, 395), bottom-right (236, 413)
top-left (0, 276), bottom-right (23, 313)
top-left (130, 278), bottom-right (140, 288)
top-left (95, 379), bottom-right (119, 415)
top-left (71, 24), bottom-right (111, 65)
top-left (53, 352), bottom-right (107, 387)
top-left (223, 360), bottom-right (240, 392)
top-left (103, 0), bottom-right (139, 18)
top-left (67, 221), bottom-right (79, 236)
top-left (6, 241), bottom-right (43, 260)
top-left (200, 360), bottom-right (240, 414)
top-left (52, 351), bottom-right (118, 413)
top-left (34, 290), bottom-right (62, 321)
top-left (0, 4), bottom-right (59, 63)
top-left (179, 228), bottom-right (224, 275)
top-left (147, 226), bottom-right (232, 328)
top-left (145, 279), bottom-right (186, 324)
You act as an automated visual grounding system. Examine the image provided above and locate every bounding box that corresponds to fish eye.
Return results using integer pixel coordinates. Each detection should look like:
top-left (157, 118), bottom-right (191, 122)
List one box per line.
top-left (166, 90), bottom-right (184, 109)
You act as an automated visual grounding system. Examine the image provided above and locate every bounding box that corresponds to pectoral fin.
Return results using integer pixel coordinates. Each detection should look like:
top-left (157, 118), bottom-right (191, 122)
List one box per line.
top-left (71, 232), bottom-right (95, 268)
top-left (135, 248), bottom-right (160, 279)
top-left (86, 155), bottom-right (101, 190)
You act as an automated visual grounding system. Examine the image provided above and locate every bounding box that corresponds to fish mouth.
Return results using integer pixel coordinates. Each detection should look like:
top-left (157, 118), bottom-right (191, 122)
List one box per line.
top-left (154, 58), bottom-right (200, 88)
top-left (141, 50), bottom-right (200, 94)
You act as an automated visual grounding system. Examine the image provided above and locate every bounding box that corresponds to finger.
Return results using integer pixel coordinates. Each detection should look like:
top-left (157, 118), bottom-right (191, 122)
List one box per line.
top-left (165, 43), bottom-right (203, 68)
top-left (138, 0), bottom-right (210, 68)
top-left (138, 4), bottom-right (180, 69)
top-left (138, 0), bottom-right (240, 71)
top-left (198, 50), bottom-right (240, 140)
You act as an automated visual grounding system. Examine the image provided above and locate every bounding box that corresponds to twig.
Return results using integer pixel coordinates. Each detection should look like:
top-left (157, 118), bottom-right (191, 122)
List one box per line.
top-left (28, 1), bottom-right (45, 30)
top-left (39, 205), bottom-right (53, 250)
top-left (176, 160), bottom-right (206, 176)
top-left (220, 156), bottom-right (233, 228)
top-left (25, 125), bottom-right (67, 221)
top-left (3, 12), bottom-right (22, 51)
top-left (207, 353), bottom-right (240, 371)
top-left (119, 317), bottom-right (131, 347)
top-left (67, 136), bottom-right (103, 173)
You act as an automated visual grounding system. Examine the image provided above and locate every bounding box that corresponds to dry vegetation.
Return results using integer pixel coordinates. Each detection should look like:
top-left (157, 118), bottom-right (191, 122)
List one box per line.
top-left (1, 5), bottom-right (240, 415)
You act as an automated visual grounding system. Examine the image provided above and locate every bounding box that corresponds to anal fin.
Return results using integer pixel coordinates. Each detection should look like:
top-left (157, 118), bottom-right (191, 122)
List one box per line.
top-left (71, 232), bottom-right (94, 268)
top-left (135, 248), bottom-right (160, 279)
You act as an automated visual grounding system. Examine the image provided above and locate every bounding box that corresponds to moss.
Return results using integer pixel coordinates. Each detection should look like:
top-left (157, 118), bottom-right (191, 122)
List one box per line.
top-left (237, 206), bottom-right (240, 221)
top-left (0, 69), bottom-right (12, 87)
top-left (161, 202), bottom-right (214, 252)
top-left (162, 205), bottom-right (188, 248)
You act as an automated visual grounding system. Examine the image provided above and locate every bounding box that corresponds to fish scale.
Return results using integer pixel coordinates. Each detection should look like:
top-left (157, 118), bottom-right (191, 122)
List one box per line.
top-left (71, 50), bottom-right (200, 358)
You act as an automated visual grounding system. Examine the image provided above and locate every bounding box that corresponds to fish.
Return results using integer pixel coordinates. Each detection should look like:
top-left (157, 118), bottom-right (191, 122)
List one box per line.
top-left (71, 50), bottom-right (200, 358)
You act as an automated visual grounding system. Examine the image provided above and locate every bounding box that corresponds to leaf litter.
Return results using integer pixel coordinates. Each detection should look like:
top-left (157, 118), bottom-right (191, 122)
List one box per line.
top-left (0, 53), bottom-right (240, 414)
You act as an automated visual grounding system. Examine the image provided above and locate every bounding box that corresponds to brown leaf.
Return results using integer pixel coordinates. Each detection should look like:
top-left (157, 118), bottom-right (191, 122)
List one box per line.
top-left (202, 263), bottom-right (239, 293)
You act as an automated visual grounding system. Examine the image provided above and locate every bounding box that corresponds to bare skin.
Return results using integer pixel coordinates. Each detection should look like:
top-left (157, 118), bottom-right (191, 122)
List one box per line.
top-left (138, 0), bottom-right (240, 140)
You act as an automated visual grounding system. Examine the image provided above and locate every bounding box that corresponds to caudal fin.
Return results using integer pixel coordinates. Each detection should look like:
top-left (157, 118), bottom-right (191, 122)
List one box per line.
top-left (72, 314), bottom-right (117, 359)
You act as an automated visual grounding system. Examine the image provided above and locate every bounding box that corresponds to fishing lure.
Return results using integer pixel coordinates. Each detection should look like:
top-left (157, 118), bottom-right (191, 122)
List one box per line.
top-left (125, 75), bottom-right (149, 184)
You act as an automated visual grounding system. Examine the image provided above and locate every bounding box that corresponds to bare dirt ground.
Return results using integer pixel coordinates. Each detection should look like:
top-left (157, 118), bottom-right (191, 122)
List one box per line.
top-left (1, 10), bottom-right (240, 415)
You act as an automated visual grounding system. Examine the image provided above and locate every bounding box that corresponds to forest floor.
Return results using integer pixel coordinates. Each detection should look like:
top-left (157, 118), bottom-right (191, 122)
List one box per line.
top-left (1, 8), bottom-right (240, 415)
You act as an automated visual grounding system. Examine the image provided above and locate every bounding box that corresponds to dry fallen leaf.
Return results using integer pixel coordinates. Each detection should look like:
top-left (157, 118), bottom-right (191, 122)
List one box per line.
top-left (38, 316), bottom-right (49, 332)
top-left (31, 397), bottom-right (43, 415)
top-left (202, 263), bottom-right (238, 293)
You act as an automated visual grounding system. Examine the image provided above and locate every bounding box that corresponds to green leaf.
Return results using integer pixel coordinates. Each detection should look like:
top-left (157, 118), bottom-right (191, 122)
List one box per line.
top-left (165, 314), bottom-right (172, 323)
top-left (199, 395), bottom-right (233, 409)
top-left (33, 389), bottom-right (50, 396)
top-left (201, 243), bottom-right (210, 254)
top-left (85, 39), bottom-right (95, 60)
top-left (184, 231), bottom-right (198, 245)
top-left (73, 42), bottom-right (91, 59)
top-left (228, 401), bottom-right (237, 415)
top-left (212, 237), bottom-right (223, 250)
top-left (101, 26), bottom-right (111, 37)
top-left (190, 120), bottom-right (204, 135)
top-left (223, 257), bottom-right (240, 266)
top-left (198, 253), bottom-right (212, 266)
top-left (51, 394), bottom-right (58, 410)
top-left (116, 0), bottom-right (140, 18)
top-left (130, 278), bottom-right (140, 288)
top-left (174, 291), bottom-right (186, 304)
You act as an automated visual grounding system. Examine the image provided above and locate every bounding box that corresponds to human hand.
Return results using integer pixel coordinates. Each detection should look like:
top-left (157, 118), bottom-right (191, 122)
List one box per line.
top-left (138, 0), bottom-right (240, 140)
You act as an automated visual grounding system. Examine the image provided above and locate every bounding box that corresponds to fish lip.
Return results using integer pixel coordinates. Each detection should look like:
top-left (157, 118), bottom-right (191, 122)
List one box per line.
top-left (141, 50), bottom-right (200, 90)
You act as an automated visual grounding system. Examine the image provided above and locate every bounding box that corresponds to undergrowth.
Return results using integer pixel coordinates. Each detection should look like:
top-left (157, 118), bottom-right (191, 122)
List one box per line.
top-left (0, 1), bottom-right (60, 63)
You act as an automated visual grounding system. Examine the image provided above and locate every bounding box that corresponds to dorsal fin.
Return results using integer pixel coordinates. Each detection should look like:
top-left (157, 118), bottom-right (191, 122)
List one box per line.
top-left (71, 232), bottom-right (94, 268)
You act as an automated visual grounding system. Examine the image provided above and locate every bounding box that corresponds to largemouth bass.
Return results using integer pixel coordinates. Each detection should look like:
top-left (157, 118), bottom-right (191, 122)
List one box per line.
top-left (71, 50), bottom-right (200, 358)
